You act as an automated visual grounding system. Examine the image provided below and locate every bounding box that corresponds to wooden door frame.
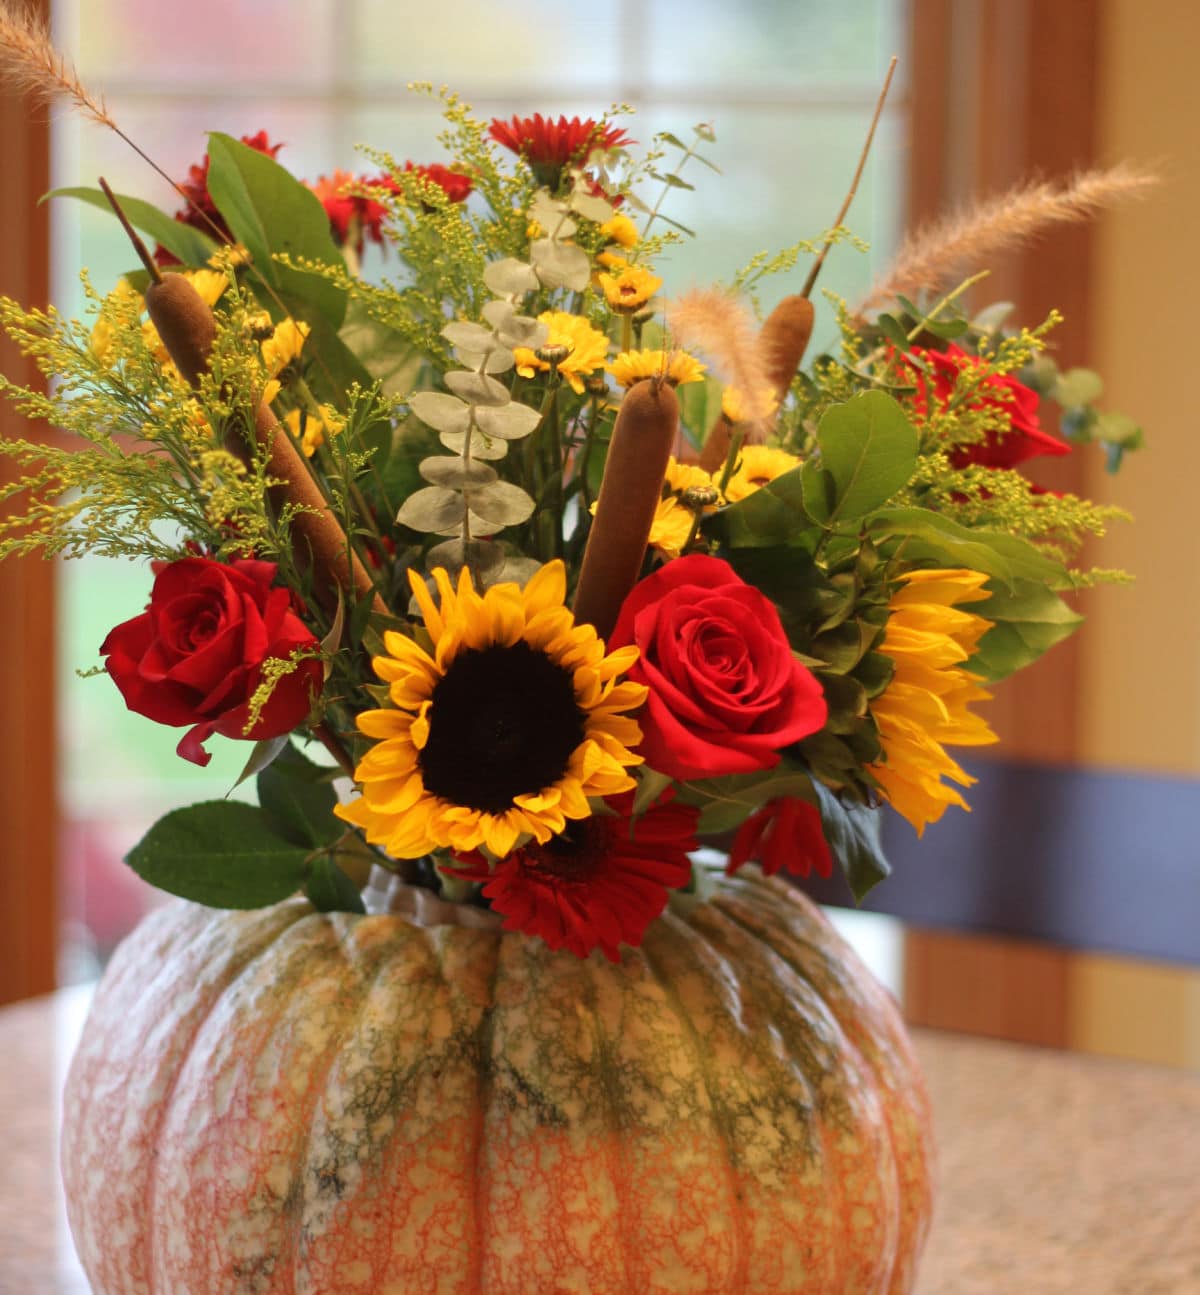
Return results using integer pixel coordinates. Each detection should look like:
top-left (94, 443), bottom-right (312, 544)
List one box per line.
top-left (902, 0), bottom-right (1102, 1044)
top-left (0, 0), bottom-right (57, 1004)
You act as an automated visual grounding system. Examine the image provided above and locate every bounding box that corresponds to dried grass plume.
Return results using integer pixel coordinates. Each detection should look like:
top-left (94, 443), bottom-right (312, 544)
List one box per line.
top-left (667, 288), bottom-right (775, 442)
top-left (862, 163), bottom-right (1158, 315)
top-left (0, 0), bottom-right (114, 128)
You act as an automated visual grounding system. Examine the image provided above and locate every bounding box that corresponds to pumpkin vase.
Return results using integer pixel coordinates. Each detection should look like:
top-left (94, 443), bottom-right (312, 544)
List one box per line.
top-left (62, 866), bottom-right (934, 1294)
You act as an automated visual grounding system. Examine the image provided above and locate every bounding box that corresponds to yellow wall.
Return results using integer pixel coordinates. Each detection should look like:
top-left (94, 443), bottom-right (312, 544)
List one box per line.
top-left (1083, 0), bottom-right (1200, 772)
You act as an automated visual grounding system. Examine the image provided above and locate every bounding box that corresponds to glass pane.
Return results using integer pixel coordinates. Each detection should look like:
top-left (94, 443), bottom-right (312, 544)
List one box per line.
top-left (71, 0), bottom-right (340, 91)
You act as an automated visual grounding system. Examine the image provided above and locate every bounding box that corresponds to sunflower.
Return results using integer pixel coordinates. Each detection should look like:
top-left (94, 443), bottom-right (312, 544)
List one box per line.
top-left (512, 311), bottom-right (610, 394)
top-left (336, 561), bottom-right (647, 860)
top-left (598, 265), bottom-right (663, 313)
top-left (448, 791), bottom-right (698, 962)
top-left (283, 405), bottom-right (345, 458)
top-left (867, 569), bottom-right (1000, 835)
top-left (609, 348), bottom-right (706, 389)
top-left (722, 445), bottom-right (801, 503)
top-left (648, 457), bottom-right (720, 557)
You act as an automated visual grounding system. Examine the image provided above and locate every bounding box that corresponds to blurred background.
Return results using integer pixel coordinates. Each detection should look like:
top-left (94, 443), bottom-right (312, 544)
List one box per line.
top-left (1, 0), bottom-right (1196, 1066)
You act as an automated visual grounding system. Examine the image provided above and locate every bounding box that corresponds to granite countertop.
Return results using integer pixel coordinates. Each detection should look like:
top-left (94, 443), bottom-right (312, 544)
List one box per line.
top-left (2, 988), bottom-right (1197, 1293)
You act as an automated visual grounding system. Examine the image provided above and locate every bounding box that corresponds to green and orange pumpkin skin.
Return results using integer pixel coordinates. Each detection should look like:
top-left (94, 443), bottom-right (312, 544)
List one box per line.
top-left (61, 868), bottom-right (934, 1294)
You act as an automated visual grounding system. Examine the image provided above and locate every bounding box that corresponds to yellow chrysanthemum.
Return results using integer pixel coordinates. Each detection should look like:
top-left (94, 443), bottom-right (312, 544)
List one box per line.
top-left (284, 405), bottom-right (345, 458)
top-left (609, 348), bottom-right (706, 389)
top-left (599, 213), bottom-right (639, 249)
top-left (596, 250), bottom-right (629, 273)
top-left (335, 561), bottom-right (647, 860)
top-left (723, 445), bottom-right (802, 503)
top-left (512, 311), bottom-right (610, 394)
top-left (598, 264), bottom-right (663, 312)
top-left (721, 384), bottom-right (779, 425)
top-left (867, 569), bottom-right (1000, 836)
top-left (261, 318), bottom-right (310, 376)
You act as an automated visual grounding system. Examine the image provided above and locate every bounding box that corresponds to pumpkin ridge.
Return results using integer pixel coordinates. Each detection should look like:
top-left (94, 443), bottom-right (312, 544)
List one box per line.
top-left (464, 922), bottom-right (504, 1295)
top-left (686, 894), bottom-right (874, 1290)
top-left (274, 913), bottom-right (424, 1292)
top-left (708, 883), bottom-right (931, 1291)
top-left (639, 916), bottom-right (753, 1293)
top-left (140, 902), bottom-right (317, 1295)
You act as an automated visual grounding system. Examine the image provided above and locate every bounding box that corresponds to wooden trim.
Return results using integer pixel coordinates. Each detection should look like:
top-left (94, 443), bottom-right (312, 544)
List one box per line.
top-left (898, 0), bottom-right (1103, 1046)
top-left (0, 0), bottom-right (58, 1004)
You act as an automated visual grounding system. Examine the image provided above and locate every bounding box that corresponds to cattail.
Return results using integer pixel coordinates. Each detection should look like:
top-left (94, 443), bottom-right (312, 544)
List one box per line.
top-left (698, 294), bottom-right (814, 473)
top-left (144, 276), bottom-right (216, 388)
top-left (573, 379), bottom-right (678, 640)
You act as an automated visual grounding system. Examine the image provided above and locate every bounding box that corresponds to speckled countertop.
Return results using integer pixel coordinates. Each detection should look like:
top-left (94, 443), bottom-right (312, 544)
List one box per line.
top-left (2, 988), bottom-right (1197, 1294)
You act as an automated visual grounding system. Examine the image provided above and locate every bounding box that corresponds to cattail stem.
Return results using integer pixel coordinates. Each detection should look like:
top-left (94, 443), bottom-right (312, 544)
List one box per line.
top-left (98, 178), bottom-right (162, 283)
top-left (573, 379), bottom-right (678, 640)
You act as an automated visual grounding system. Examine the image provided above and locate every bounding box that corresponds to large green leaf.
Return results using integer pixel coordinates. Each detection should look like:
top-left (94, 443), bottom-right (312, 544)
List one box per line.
top-left (971, 579), bottom-right (1084, 681)
top-left (801, 391), bottom-right (919, 526)
top-left (339, 301), bottom-right (424, 397)
top-left (257, 743), bottom-right (342, 848)
top-left (45, 186), bottom-right (218, 267)
top-left (811, 781), bottom-right (891, 903)
top-left (204, 132), bottom-right (346, 327)
top-left (126, 802), bottom-right (311, 908)
top-left (868, 506), bottom-right (1068, 590)
top-left (711, 465), bottom-right (816, 550)
top-left (305, 857), bottom-right (367, 914)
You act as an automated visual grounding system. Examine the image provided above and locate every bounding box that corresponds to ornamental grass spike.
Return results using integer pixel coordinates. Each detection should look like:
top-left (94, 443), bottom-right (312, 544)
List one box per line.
top-left (572, 378), bottom-right (678, 640)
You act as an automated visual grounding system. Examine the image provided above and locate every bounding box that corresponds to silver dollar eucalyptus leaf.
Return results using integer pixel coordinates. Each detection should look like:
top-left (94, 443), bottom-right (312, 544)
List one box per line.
top-left (454, 345), bottom-right (515, 374)
top-left (442, 321), bottom-right (497, 352)
top-left (444, 371), bottom-right (511, 407)
top-left (409, 391), bottom-right (471, 434)
top-left (426, 537), bottom-right (507, 584)
top-left (531, 238), bottom-right (590, 292)
top-left (474, 402), bottom-right (541, 441)
top-left (419, 456), bottom-right (499, 489)
top-left (439, 429), bottom-right (509, 461)
top-left (465, 480), bottom-right (537, 527)
top-left (396, 486), bottom-right (466, 533)
top-left (483, 258), bottom-right (539, 297)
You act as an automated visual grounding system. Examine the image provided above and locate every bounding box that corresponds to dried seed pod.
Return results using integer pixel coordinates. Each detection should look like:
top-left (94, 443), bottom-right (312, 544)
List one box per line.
top-left (573, 379), bottom-right (678, 640)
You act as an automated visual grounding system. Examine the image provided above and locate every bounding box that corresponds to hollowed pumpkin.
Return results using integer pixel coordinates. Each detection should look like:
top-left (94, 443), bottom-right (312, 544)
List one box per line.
top-left (62, 868), bottom-right (933, 1293)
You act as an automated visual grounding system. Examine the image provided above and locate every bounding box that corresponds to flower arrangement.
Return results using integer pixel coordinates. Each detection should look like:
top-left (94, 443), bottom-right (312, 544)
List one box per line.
top-left (0, 57), bottom-right (1147, 962)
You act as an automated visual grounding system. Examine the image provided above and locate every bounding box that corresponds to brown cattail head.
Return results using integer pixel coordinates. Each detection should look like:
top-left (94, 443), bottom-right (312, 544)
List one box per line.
top-left (760, 294), bottom-right (815, 402)
top-left (144, 275), bottom-right (217, 389)
top-left (572, 378), bottom-right (679, 640)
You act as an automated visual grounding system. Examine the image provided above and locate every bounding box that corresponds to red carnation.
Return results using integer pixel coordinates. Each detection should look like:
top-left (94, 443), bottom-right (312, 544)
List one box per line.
top-left (100, 557), bottom-right (321, 767)
top-left (489, 113), bottom-right (632, 187)
top-left (608, 554), bottom-right (828, 781)
top-left (449, 792), bottom-right (698, 962)
top-left (902, 343), bottom-right (1070, 470)
top-left (727, 798), bottom-right (833, 880)
top-left (155, 130), bottom-right (284, 266)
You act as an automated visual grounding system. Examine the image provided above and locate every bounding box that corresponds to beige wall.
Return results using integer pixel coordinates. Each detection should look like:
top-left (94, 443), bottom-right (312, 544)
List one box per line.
top-left (1083, 0), bottom-right (1200, 773)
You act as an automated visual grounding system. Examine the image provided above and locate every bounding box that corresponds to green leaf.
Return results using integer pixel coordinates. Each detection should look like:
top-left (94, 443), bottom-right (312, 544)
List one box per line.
top-left (685, 768), bottom-right (820, 836)
top-left (231, 735), bottom-right (291, 790)
top-left (1094, 410), bottom-right (1143, 449)
top-left (305, 856), bottom-right (367, 914)
top-left (970, 579), bottom-right (1084, 681)
top-left (657, 131), bottom-right (688, 150)
top-left (811, 781), bottom-right (891, 902)
top-left (875, 313), bottom-right (911, 352)
top-left (257, 744), bottom-right (341, 848)
top-left (1053, 367), bottom-right (1104, 408)
top-left (126, 802), bottom-right (311, 908)
top-left (204, 132), bottom-right (346, 326)
top-left (805, 391), bottom-right (919, 526)
top-left (47, 185), bottom-right (219, 266)
top-left (713, 465), bottom-right (816, 550)
top-left (339, 300), bottom-right (422, 397)
top-left (868, 506), bottom-right (1068, 590)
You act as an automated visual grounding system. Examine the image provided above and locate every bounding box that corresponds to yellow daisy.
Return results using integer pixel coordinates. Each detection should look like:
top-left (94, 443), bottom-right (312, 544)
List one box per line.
top-left (284, 405), bottom-right (345, 458)
top-left (512, 311), bottom-right (610, 395)
top-left (609, 348), bottom-right (706, 389)
top-left (599, 213), bottom-right (639, 249)
top-left (722, 445), bottom-right (802, 503)
top-left (598, 264), bottom-right (663, 312)
top-left (335, 561), bottom-right (647, 860)
top-left (594, 457), bottom-right (720, 559)
top-left (261, 317), bottom-right (310, 376)
top-left (867, 569), bottom-right (1000, 836)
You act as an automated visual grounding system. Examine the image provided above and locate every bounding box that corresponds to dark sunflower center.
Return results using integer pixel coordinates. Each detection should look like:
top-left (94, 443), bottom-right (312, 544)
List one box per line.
top-left (420, 641), bottom-right (585, 814)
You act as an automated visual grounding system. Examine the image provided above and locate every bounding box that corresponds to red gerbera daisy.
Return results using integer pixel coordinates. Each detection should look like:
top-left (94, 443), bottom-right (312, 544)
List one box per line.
top-left (309, 170), bottom-right (391, 254)
top-left (727, 798), bottom-right (833, 880)
top-left (401, 162), bottom-right (474, 205)
top-left (451, 791), bottom-right (697, 962)
top-left (155, 130), bottom-right (283, 266)
top-left (489, 113), bottom-right (632, 187)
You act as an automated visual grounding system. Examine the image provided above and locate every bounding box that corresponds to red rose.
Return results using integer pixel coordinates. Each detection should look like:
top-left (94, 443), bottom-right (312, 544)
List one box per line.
top-left (100, 557), bottom-right (322, 767)
top-left (904, 343), bottom-right (1070, 469)
top-left (608, 554), bottom-right (828, 780)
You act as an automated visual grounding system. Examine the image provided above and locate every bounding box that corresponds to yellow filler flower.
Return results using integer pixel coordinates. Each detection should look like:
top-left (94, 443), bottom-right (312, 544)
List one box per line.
top-left (336, 560), bottom-right (647, 859)
top-left (867, 568), bottom-right (999, 835)
top-left (512, 311), bottom-right (610, 394)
